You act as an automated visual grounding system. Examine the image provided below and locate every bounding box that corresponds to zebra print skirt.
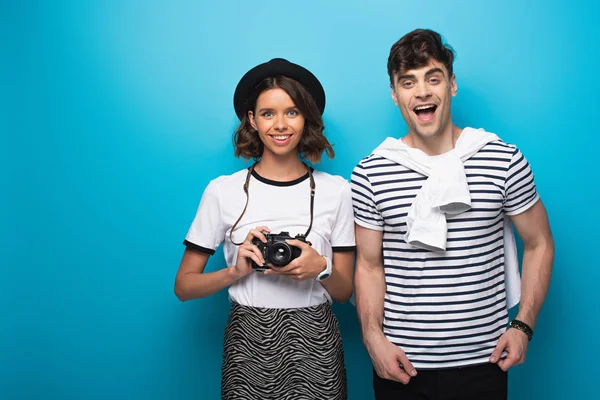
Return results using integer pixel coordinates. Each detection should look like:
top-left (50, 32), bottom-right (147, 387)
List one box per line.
top-left (221, 302), bottom-right (347, 400)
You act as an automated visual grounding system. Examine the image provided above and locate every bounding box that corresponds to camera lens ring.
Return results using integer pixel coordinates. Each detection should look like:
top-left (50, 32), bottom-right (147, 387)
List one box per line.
top-left (267, 242), bottom-right (292, 266)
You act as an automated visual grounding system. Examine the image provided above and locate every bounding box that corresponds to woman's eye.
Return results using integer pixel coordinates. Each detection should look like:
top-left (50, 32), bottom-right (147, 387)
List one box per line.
top-left (262, 111), bottom-right (273, 117)
top-left (287, 110), bottom-right (298, 116)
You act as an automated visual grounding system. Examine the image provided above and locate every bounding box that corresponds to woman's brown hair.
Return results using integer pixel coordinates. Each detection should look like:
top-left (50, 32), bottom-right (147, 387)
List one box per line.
top-left (233, 76), bottom-right (334, 164)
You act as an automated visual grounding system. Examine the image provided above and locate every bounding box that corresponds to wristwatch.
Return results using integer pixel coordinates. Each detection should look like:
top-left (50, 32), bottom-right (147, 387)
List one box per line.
top-left (316, 256), bottom-right (332, 281)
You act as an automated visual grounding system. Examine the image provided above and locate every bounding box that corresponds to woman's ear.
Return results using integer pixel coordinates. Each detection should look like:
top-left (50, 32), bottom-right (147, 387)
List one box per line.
top-left (248, 111), bottom-right (257, 130)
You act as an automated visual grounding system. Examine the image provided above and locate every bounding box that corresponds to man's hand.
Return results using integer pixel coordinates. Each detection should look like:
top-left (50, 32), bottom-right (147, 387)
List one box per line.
top-left (489, 327), bottom-right (529, 371)
top-left (366, 334), bottom-right (417, 384)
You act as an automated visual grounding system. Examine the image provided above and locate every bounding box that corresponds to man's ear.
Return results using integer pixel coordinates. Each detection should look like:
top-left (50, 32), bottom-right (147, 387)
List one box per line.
top-left (451, 74), bottom-right (457, 97)
top-left (391, 84), bottom-right (399, 106)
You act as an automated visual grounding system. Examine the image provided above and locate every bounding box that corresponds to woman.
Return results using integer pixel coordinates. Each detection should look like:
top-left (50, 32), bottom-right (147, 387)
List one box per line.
top-left (174, 58), bottom-right (355, 400)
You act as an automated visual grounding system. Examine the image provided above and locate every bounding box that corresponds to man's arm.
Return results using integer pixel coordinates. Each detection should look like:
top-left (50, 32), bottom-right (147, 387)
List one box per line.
top-left (510, 200), bottom-right (554, 329)
top-left (490, 200), bottom-right (554, 370)
top-left (355, 224), bottom-right (416, 384)
top-left (355, 225), bottom-right (385, 340)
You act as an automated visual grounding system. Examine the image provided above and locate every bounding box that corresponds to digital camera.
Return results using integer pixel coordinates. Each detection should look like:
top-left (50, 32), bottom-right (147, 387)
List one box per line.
top-left (251, 231), bottom-right (306, 271)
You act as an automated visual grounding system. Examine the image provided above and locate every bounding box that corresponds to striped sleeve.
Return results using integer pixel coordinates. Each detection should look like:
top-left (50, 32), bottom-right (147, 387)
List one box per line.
top-left (503, 147), bottom-right (539, 215)
top-left (350, 161), bottom-right (384, 231)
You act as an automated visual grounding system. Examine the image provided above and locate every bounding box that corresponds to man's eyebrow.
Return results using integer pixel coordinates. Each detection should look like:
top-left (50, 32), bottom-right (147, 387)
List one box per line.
top-left (396, 73), bottom-right (415, 83)
top-left (425, 67), bottom-right (445, 77)
top-left (396, 68), bottom-right (445, 83)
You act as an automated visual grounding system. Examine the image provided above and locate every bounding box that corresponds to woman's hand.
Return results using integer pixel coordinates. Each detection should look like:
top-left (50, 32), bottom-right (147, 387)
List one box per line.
top-left (264, 239), bottom-right (326, 280)
top-left (232, 226), bottom-right (270, 280)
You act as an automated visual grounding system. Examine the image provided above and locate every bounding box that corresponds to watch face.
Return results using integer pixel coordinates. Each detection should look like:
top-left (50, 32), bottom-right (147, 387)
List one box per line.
top-left (318, 273), bottom-right (330, 281)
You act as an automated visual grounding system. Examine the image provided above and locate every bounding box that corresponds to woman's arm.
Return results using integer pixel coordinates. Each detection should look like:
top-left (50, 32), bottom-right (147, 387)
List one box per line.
top-left (320, 251), bottom-right (354, 303)
top-left (264, 240), bottom-right (354, 303)
top-left (174, 249), bottom-right (239, 301)
top-left (174, 227), bottom-right (269, 301)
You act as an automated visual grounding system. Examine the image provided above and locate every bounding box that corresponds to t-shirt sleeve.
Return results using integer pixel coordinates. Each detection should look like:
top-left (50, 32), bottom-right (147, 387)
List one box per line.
top-left (503, 147), bottom-right (540, 216)
top-left (350, 162), bottom-right (384, 231)
top-left (183, 180), bottom-right (226, 255)
top-left (331, 180), bottom-right (356, 252)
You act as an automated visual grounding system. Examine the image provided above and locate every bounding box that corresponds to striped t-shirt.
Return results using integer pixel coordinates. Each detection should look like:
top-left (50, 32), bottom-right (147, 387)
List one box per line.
top-left (350, 139), bottom-right (539, 369)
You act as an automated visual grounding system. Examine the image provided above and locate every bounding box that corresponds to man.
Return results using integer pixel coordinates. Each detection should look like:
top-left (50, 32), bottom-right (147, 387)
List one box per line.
top-left (351, 29), bottom-right (554, 399)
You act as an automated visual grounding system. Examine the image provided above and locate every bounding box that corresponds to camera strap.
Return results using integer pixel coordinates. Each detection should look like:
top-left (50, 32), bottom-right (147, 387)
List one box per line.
top-left (229, 162), bottom-right (315, 246)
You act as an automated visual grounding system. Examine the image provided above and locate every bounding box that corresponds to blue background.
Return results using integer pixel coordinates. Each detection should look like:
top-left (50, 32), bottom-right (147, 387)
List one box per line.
top-left (2, 0), bottom-right (599, 399)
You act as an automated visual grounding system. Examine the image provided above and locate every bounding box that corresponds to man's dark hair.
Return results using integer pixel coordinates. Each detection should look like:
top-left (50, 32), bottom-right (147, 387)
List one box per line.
top-left (387, 29), bottom-right (456, 85)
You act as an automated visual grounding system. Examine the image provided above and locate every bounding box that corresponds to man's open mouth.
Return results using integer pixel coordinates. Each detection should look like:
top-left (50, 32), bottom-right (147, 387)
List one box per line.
top-left (413, 104), bottom-right (437, 122)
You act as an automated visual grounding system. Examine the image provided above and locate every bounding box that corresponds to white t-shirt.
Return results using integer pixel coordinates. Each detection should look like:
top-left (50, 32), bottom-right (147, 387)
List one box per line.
top-left (184, 167), bottom-right (356, 308)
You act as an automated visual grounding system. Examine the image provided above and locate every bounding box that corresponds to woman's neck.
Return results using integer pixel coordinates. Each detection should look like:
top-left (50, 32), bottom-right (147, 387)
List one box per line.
top-left (254, 154), bottom-right (307, 181)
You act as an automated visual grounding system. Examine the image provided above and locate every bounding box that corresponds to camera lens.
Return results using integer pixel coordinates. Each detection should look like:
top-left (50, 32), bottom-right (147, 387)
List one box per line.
top-left (268, 243), bottom-right (292, 266)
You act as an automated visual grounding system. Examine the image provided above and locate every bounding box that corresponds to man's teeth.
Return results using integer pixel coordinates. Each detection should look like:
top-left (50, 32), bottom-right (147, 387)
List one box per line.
top-left (415, 105), bottom-right (436, 111)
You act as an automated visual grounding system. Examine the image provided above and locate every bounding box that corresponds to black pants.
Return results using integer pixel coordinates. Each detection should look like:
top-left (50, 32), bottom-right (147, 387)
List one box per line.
top-left (373, 363), bottom-right (507, 400)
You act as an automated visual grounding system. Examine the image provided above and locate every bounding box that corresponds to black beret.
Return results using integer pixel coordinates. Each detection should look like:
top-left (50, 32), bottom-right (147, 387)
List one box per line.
top-left (233, 58), bottom-right (326, 120)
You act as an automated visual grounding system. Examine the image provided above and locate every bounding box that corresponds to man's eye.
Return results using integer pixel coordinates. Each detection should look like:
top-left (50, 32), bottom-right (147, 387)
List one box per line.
top-left (402, 81), bottom-right (414, 88)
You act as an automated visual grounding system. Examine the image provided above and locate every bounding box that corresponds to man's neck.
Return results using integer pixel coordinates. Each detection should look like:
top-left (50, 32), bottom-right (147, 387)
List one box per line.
top-left (403, 124), bottom-right (462, 156)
